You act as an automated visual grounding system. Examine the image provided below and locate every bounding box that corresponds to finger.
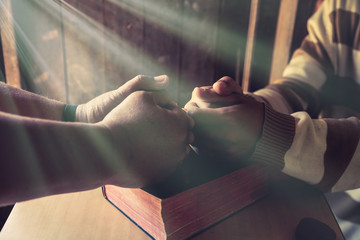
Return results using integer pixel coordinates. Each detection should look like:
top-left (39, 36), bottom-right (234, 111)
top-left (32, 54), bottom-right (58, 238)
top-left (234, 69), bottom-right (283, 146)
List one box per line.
top-left (190, 87), bottom-right (245, 107)
top-left (151, 92), bottom-right (195, 141)
top-left (187, 107), bottom-right (223, 125)
top-left (192, 87), bottom-right (217, 101)
top-left (151, 91), bottom-right (178, 109)
top-left (183, 87), bottom-right (214, 109)
top-left (183, 101), bottom-right (199, 112)
top-left (117, 75), bottom-right (170, 100)
top-left (213, 76), bottom-right (243, 96)
top-left (187, 103), bottom-right (247, 126)
top-left (132, 74), bottom-right (169, 90)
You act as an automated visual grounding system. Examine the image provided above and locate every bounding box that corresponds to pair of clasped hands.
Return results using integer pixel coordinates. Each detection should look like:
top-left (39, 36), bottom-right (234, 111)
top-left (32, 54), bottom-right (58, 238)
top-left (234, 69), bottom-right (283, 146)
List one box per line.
top-left (79, 75), bottom-right (263, 187)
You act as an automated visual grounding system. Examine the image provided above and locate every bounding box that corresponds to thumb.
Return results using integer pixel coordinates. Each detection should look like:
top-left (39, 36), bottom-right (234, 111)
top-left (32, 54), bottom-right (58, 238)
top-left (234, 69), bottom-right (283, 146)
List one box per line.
top-left (117, 75), bottom-right (169, 99)
top-left (213, 76), bottom-right (243, 96)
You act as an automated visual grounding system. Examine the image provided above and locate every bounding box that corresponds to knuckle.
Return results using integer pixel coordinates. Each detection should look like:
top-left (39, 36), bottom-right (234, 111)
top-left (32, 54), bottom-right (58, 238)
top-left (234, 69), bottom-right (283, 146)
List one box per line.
top-left (121, 75), bottom-right (143, 93)
top-left (192, 87), bottom-right (206, 99)
top-left (131, 74), bottom-right (149, 89)
top-left (132, 74), bottom-right (144, 86)
top-left (135, 74), bottom-right (144, 81)
top-left (190, 88), bottom-right (200, 101)
top-left (191, 87), bottom-right (200, 95)
top-left (183, 101), bottom-right (191, 109)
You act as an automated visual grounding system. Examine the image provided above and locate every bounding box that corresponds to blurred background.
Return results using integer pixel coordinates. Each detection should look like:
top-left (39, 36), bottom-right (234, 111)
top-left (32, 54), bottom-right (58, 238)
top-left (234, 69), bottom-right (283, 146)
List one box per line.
top-left (0, 0), bottom-right (319, 107)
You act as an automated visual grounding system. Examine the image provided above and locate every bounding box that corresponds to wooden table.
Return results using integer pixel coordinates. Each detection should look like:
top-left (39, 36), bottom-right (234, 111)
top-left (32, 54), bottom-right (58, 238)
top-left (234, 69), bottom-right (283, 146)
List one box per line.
top-left (0, 175), bottom-right (344, 240)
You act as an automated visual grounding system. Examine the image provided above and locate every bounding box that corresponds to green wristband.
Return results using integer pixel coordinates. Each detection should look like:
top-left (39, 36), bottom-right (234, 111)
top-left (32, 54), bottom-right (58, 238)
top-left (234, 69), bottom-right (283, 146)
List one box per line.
top-left (62, 104), bottom-right (78, 122)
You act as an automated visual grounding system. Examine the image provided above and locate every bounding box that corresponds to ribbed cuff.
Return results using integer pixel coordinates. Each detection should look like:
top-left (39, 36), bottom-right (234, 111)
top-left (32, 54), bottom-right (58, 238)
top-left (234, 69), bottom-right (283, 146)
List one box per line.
top-left (249, 104), bottom-right (295, 169)
top-left (62, 104), bottom-right (78, 122)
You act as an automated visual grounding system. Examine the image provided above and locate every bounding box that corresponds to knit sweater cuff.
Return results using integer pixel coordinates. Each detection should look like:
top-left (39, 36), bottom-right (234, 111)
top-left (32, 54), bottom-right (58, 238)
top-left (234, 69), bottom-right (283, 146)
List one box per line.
top-left (250, 104), bottom-right (295, 169)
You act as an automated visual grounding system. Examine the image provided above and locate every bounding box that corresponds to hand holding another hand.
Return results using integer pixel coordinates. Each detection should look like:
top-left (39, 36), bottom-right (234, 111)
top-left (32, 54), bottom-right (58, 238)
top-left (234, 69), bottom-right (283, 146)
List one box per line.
top-left (99, 89), bottom-right (194, 188)
top-left (185, 77), bottom-right (264, 162)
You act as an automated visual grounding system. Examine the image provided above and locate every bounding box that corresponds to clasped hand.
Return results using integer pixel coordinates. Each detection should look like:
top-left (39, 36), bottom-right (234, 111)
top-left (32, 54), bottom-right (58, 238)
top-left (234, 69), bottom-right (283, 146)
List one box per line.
top-left (77, 75), bottom-right (194, 187)
top-left (184, 77), bottom-right (264, 162)
top-left (75, 75), bottom-right (264, 187)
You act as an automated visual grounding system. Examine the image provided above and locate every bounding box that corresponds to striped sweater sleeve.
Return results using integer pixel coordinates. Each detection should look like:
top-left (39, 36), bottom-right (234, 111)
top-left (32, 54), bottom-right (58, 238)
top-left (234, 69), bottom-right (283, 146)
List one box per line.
top-left (249, 0), bottom-right (360, 192)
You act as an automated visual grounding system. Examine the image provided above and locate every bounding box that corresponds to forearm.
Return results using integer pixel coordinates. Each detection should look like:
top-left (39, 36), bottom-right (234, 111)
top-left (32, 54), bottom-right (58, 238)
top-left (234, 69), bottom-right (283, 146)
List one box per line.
top-left (0, 82), bottom-right (65, 120)
top-left (0, 112), bottom-right (123, 206)
top-left (250, 76), bottom-right (322, 117)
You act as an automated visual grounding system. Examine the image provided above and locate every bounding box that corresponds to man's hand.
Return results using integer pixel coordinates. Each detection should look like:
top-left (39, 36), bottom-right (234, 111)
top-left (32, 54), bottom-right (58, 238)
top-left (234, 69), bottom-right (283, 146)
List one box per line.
top-left (76, 75), bottom-right (169, 123)
top-left (184, 77), bottom-right (264, 161)
top-left (99, 90), bottom-right (194, 188)
top-left (185, 76), bottom-right (244, 109)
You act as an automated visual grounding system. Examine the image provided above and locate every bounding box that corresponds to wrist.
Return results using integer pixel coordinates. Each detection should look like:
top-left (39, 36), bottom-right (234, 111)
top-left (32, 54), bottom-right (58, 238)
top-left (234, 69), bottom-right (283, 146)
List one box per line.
top-left (242, 101), bottom-right (265, 160)
top-left (62, 104), bottom-right (78, 122)
top-left (74, 104), bottom-right (88, 122)
top-left (249, 104), bottom-right (295, 168)
top-left (95, 121), bottom-right (132, 185)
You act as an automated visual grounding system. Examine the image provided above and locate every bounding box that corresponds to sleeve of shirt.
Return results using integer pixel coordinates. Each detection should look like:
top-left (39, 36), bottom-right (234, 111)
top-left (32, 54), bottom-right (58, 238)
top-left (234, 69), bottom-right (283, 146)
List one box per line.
top-left (248, 0), bottom-right (360, 192)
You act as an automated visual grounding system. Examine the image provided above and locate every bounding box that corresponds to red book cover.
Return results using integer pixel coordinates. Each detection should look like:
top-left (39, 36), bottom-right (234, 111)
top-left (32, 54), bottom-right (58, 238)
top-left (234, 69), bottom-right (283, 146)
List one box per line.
top-left (103, 150), bottom-right (269, 240)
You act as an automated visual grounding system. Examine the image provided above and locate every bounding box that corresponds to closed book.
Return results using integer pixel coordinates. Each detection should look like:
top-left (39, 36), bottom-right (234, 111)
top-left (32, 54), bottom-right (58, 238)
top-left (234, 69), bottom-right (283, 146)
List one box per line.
top-left (103, 150), bottom-right (269, 240)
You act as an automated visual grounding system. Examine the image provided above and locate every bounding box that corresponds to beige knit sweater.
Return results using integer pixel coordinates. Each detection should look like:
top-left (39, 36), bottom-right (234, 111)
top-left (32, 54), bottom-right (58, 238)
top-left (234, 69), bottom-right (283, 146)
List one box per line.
top-left (249, 0), bottom-right (360, 192)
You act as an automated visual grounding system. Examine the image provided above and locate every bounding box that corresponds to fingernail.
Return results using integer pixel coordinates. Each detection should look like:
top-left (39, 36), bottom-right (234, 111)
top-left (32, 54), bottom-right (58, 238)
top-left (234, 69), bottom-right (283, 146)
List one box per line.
top-left (219, 81), bottom-right (228, 88)
top-left (216, 80), bottom-right (230, 90)
top-left (154, 75), bottom-right (169, 83)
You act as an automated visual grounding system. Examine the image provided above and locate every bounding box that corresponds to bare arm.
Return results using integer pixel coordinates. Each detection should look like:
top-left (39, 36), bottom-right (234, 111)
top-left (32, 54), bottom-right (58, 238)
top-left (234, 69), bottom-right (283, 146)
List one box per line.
top-left (0, 76), bottom-right (193, 206)
top-left (0, 82), bottom-right (65, 120)
top-left (0, 111), bottom-right (119, 205)
top-left (0, 74), bottom-right (170, 122)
